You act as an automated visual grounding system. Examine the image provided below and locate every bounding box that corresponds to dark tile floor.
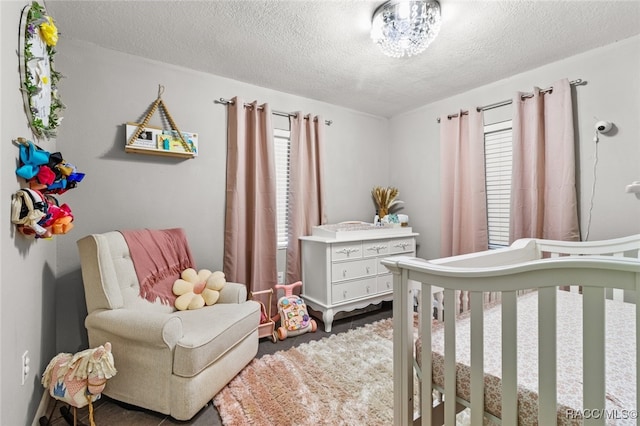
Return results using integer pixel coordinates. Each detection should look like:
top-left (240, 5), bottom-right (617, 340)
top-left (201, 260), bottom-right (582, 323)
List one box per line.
top-left (41, 302), bottom-right (393, 426)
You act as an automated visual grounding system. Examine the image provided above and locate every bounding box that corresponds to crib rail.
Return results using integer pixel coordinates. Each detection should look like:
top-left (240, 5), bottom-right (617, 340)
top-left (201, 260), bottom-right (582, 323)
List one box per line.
top-left (533, 233), bottom-right (640, 258)
top-left (382, 234), bottom-right (640, 426)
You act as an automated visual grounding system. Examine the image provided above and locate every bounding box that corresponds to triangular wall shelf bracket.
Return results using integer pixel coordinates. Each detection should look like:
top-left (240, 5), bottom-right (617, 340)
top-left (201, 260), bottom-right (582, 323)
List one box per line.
top-left (125, 85), bottom-right (195, 158)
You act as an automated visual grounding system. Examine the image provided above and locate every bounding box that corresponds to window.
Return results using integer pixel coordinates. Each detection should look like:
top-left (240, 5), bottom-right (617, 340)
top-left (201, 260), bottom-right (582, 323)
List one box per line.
top-left (274, 128), bottom-right (291, 248)
top-left (484, 120), bottom-right (512, 248)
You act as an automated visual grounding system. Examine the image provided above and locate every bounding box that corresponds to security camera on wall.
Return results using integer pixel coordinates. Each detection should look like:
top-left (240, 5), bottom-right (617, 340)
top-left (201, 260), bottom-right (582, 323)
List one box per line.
top-left (595, 121), bottom-right (613, 133)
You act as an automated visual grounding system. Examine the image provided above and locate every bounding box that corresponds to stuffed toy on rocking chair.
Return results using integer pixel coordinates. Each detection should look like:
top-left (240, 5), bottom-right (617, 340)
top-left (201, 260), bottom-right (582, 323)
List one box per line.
top-left (40, 343), bottom-right (116, 426)
top-left (274, 281), bottom-right (317, 340)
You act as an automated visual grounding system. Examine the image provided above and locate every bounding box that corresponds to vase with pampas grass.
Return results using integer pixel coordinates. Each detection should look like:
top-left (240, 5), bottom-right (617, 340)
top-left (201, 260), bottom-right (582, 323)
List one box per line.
top-left (371, 186), bottom-right (403, 219)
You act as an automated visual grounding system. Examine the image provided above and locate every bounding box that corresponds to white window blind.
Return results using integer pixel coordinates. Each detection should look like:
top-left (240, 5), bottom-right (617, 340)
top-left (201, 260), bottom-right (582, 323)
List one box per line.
top-left (484, 120), bottom-right (513, 248)
top-left (274, 128), bottom-right (291, 248)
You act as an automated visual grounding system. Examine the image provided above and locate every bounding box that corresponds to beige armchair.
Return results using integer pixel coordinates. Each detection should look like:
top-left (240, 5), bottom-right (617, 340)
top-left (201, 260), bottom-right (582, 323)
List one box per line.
top-left (77, 230), bottom-right (260, 421)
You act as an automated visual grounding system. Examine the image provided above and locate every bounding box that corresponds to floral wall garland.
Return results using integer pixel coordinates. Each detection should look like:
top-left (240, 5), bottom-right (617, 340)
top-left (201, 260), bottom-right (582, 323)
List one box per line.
top-left (19, 1), bottom-right (64, 139)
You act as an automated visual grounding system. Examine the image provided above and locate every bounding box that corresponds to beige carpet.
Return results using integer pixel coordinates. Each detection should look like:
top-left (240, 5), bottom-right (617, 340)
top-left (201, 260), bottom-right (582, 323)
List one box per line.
top-left (213, 317), bottom-right (411, 425)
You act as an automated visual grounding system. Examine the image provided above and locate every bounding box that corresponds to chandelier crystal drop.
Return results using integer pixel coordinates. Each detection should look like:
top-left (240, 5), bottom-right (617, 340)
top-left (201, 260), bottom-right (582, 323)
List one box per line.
top-left (371, 0), bottom-right (441, 58)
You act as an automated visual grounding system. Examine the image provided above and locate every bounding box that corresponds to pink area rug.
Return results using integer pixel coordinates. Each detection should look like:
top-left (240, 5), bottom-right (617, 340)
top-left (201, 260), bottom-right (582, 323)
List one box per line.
top-left (213, 318), bottom-right (410, 425)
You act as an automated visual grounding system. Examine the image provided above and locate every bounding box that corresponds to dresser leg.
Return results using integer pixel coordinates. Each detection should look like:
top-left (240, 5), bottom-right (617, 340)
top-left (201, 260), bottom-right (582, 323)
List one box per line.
top-left (323, 309), bottom-right (334, 332)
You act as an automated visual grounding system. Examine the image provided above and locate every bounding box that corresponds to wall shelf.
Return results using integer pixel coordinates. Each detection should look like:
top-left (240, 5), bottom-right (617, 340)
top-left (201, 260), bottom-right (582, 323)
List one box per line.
top-left (124, 122), bottom-right (198, 159)
top-left (124, 86), bottom-right (198, 159)
top-left (124, 144), bottom-right (196, 159)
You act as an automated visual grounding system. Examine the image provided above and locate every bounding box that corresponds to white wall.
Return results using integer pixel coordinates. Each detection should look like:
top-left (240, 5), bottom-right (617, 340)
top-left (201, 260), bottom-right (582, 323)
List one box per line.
top-left (1, 2), bottom-right (57, 425)
top-left (52, 39), bottom-right (391, 352)
top-left (390, 36), bottom-right (640, 260)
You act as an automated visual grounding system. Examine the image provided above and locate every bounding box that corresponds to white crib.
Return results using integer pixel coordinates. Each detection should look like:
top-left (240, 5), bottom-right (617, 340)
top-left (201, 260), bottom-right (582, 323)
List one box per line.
top-left (382, 234), bottom-right (640, 426)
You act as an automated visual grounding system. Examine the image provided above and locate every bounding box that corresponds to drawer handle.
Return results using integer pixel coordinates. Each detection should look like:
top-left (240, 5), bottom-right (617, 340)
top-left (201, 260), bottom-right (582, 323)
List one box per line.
top-left (343, 290), bottom-right (347, 298)
top-left (367, 245), bottom-right (386, 253)
top-left (336, 247), bottom-right (360, 256)
top-left (366, 285), bottom-right (371, 293)
top-left (386, 282), bottom-right (391, 289)
top-left (343, 269), bottom-right (347, 278)
top-left (366, 266), bottom-right (370, 274)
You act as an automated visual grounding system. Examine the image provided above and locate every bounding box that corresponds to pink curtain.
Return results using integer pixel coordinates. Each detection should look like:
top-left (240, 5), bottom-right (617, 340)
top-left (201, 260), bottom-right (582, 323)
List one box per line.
top-left (510, 78), bottom-right (579, 242)
top-left (440, 109), bottom-right (488, 256)
top-left (223, 97), bottom-right (278, 296)
top-left (286, 113), bottom-right (327, 285)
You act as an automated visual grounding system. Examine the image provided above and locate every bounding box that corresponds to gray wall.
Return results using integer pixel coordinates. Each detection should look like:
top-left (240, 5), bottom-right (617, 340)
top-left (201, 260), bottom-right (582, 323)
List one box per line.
top-left (52, 39), bottom-right (392, 352)
top-left (389, 36), bottom-right (640, 261)
top-left (2, 1), bottom-right (639, 423)
top-left (2, 5), bottom-right (391, 421)
top-left (1, 2), bottom-right (58, 425)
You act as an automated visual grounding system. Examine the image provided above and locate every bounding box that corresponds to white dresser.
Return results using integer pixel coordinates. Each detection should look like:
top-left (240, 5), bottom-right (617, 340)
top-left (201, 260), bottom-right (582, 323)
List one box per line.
top-left (300, 226), bottom-right (418, 332)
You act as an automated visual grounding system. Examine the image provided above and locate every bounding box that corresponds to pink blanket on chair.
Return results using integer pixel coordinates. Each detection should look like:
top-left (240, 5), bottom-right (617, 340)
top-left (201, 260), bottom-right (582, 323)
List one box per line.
top-left (120, 228), bottom-right (195, 305)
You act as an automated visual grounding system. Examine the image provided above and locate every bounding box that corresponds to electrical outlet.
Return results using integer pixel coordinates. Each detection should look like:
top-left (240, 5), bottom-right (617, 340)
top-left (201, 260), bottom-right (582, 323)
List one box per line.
top-left (277, 272), bottom-right (284, 284)
top-left (21, 350), bottom-right (30, 385)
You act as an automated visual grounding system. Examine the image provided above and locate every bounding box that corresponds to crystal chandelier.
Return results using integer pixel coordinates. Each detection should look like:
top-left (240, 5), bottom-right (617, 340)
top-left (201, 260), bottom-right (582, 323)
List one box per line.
top-left (371, 0), bottom-right (441, 58)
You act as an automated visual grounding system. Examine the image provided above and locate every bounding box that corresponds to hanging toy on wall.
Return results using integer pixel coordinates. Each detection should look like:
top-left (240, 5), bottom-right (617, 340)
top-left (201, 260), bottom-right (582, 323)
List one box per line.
top-left (19, 1), bottom-right (65, 139)
top-left (11, 137), bottom-right (84, 239)
top-left (11, 188), bottom-right (50, 237)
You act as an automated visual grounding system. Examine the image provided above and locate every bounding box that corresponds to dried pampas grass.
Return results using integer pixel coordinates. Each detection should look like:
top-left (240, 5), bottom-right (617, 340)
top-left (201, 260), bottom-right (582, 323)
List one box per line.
top-left (372, 186), bottom-right (403, 217)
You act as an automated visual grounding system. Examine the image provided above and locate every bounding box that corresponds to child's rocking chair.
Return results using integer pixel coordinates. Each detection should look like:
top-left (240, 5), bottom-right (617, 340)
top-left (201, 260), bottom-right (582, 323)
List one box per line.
top-left (249, 289), bottom-right (278, 343)
top-left (39, 343), bottom-right (116, 426)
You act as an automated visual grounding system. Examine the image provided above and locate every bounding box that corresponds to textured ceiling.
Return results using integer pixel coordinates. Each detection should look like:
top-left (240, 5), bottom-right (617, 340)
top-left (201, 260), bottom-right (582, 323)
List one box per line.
top-left (44, 0), bottom-right (640, 118)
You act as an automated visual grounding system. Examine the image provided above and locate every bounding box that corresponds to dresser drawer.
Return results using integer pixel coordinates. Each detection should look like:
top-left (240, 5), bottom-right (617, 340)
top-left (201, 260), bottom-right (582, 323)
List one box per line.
top-left (332, 277), bottom-right (377, 303)
top-left (331, 258), bottom-right (377, 282)
top-left (389, 238), bottom-right (415, 254)
top-left (377, 274), bottom-right (393, 293)
top-left (331, 242), bottom-right (363, 261)
top-left (362, 240), bottom-right (390, 257)
top-left (302, 232), bottom-right (418, 332)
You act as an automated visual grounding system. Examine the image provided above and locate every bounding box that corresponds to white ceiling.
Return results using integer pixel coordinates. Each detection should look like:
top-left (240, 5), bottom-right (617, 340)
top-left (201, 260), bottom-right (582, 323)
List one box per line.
top-left (44, 0), bottom-right (640, 118)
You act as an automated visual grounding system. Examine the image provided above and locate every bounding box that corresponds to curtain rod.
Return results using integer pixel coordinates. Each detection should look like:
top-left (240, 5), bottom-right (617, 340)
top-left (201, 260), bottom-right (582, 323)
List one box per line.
top-left (436, 79), bottom-right (585, 123)
top-left (214, 98), bottom-right (333, 126)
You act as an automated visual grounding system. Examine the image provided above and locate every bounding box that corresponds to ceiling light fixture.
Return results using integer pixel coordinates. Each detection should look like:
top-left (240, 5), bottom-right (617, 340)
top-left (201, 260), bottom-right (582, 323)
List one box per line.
top-left (371, 0), bottom-right (441, 58)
